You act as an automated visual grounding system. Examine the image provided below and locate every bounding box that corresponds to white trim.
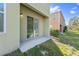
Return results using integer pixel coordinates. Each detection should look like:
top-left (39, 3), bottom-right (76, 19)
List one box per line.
top-left (0, 11), bottom-right (4, 13)
top-left (4, 3), bottom-right (6, 33)
top-left (0, 3), bottom-right (6, 34)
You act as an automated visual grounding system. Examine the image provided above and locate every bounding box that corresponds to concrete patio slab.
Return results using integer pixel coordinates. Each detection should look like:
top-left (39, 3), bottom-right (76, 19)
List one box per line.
top-left (19, 36), bottom-right (52, 52)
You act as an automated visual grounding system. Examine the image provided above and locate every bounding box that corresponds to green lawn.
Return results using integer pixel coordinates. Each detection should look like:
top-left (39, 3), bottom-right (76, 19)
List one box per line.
top-left (5, 30), bottom-right (79, 56)
top-left (56, 30), bottom-right (79, 55)
top-left (59, 31), bottom-right (79, 50)
top-left (5, 39), bottom-right (63, 56)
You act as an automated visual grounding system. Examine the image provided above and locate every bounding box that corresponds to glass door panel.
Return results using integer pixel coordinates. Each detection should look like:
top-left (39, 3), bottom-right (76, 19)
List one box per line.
top-left (27, 16), bottom-right (34, 38)
top-left (27, 16), bottom-right (39, 39)
top-left (34, 19), bottom-right (39, 37)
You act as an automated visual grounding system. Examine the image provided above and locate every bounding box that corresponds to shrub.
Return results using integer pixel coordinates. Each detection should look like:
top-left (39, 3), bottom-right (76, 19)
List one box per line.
top-left (50, 30), bottom-right (60, 37)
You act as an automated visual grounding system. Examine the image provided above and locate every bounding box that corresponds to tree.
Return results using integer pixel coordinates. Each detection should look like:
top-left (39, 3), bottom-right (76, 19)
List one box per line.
top-left (68, 16), bottom-right (79, 31)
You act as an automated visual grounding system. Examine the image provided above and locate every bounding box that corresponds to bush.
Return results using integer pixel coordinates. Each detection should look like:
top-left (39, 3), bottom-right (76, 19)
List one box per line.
top-left (50, 30), bottom-right (60, 37)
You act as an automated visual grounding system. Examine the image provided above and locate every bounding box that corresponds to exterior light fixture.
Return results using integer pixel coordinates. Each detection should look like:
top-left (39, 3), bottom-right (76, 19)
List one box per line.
top-left (20, 13), bottom-right (23, 16)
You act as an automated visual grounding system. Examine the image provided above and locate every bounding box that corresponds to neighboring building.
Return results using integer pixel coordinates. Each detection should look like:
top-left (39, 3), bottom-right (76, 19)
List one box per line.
top-left (0, 3), bottom-right (50, 55)
top-left (50, 11), bottom-right (66, 32)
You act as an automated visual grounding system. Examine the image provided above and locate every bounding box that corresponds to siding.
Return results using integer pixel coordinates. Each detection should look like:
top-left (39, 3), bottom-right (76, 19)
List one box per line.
top-left (0, 3), bottom-right (20, 55)
top-left (20, 4), bottom-right (46, 41)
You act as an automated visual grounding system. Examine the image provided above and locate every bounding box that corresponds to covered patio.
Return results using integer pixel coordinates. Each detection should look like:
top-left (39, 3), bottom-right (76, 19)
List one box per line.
top-left (19, 4), bottom-right (50, 53)
top-left (19, 36), bottom-right (51, 52)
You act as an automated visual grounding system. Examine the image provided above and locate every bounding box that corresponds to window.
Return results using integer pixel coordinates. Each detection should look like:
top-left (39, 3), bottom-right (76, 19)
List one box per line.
top-left (0, 3), bottom-right (6, 34)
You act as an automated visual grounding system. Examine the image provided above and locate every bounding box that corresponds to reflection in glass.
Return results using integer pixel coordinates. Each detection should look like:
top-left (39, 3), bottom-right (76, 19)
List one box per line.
top-left (0, 13), bottom-right (4, 32)
top-left (0, 3), bottom-right (4, 11)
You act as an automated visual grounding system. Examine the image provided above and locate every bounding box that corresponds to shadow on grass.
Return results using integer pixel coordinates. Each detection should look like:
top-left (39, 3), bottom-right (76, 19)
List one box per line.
top-left (58, 31), bottom-right (79, 50)
top-left (5, 39), bottom-right (63, 56)
top-left (26, 39), bottom-right (64, 56)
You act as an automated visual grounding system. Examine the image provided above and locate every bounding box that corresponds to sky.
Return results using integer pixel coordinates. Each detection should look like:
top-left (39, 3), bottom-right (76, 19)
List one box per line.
top-left (50, 3), bottom-right (79, 25)
top-left (0, 3), bottom-right (4, 11)
top-left (0, 3), bottom-right (79, 25)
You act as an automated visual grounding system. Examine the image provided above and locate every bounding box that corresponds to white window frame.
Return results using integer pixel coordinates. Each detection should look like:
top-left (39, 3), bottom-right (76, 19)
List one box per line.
top-left (0, 3), bottom-right (6, 35)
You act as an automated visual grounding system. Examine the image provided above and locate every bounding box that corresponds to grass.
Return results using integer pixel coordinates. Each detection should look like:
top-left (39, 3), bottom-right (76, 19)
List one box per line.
top-left (5, 39), bottom-right (63, 56)
top-left (55, 30), bottom-right (79, 55)
top-left (54, 39), bottom-right (79, 56)
top-left (5, 30), bottom-right (79, 56)
top-left (59, 31), bottom-right (79, 50)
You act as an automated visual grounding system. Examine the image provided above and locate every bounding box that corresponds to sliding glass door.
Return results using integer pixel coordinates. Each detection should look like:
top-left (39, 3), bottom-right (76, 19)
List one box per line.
top-left (34, 19), bottom-right (39, 37)
top-left (27, 16), bottom-right (39, 39)
top-left (27, 16), bottom-right (34, 38)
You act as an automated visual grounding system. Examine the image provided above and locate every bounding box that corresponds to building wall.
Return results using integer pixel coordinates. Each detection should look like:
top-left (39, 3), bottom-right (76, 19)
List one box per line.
top-left (0, 3), bottom-right (50, 55)
top-left (20, 4), bottom-right (48, 41)
top-left (23, 3), bottom-right (50, 17)
top-left (0, 3), bottom-right (20, 55)
top-left (50, 11), bottom-right (65, 32)
top-left (50, 12), bottom-right (60, 30)
top-left (60, 12), bottom-right (66, 32)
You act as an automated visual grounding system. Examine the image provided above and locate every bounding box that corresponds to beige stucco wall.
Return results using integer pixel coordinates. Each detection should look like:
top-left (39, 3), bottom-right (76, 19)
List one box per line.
top-left (23, 3), bottom-right (50, 17)
top-left (20, 4), bottom-right (48, 41)
top-left (0, 3), bottom-right (20, 55)
top-left (0, 3), bottom-right (49, 55)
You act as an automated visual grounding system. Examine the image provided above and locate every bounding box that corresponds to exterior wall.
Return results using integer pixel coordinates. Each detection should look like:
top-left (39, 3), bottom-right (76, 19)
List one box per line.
top-left (60, 12), bottom-right (66, 32)
top-left (0, 3), bottom-right (20, 55)
top-left (50, 11), bottom-right (65, 32)
top-left (23, 3), bottom-right (50, 17)
top-left (0, 3), bottom-right (49, 55)
top-left (20, 4), bottom-right (48, 41)
top-left (50, 12), bottom-right (60, 30)
top-left (44, 18), bottom-right (50, 36)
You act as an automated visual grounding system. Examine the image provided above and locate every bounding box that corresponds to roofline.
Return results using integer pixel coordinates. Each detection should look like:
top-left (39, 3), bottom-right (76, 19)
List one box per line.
top-left (22, 3), bottom-right (49, 18)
